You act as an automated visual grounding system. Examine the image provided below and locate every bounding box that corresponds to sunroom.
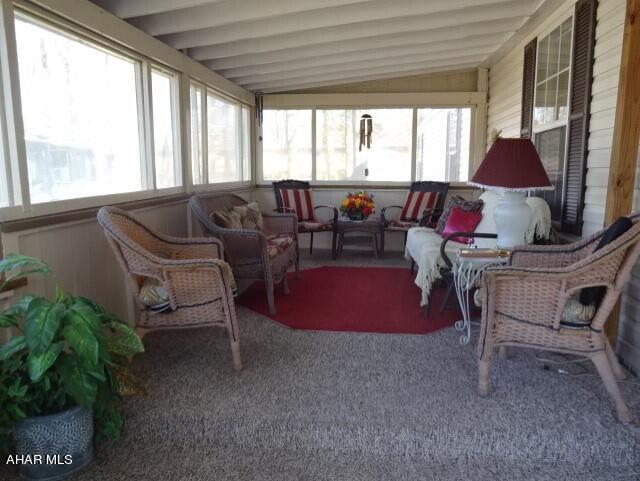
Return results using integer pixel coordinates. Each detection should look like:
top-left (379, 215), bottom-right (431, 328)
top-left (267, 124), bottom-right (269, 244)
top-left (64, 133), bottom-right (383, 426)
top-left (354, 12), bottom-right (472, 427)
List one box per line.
top-left (1, 0), bottom-right (639, 480)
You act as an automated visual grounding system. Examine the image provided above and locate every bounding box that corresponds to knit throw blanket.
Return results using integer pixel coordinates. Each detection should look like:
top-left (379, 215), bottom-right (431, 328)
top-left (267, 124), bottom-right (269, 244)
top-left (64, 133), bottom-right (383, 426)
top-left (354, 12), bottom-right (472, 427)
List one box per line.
top-left (406, 199), bottom-right (552, 307)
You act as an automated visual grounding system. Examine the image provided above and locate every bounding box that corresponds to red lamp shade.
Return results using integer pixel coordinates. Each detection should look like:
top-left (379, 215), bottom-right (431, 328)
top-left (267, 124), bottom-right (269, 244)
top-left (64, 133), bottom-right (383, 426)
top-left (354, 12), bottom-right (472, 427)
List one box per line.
top-left (469, 138), bottom-right (552, 192)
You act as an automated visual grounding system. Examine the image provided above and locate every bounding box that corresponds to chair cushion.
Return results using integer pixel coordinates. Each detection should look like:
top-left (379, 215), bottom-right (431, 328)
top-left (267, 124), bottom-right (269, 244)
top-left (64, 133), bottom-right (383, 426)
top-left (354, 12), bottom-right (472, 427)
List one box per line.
top-left (266, 233), bottom-right (295, 259)
top-left (560, 298), bottom-right (596, 328)
top-left (441, 208), bottom-right (483, 244)
top-left (388, 219), bottom-right (416, 230)
top-left (139, 278), bottom-right (171, 312)
top-left (435, 195), bottom-right (484, 234)
top-left (400, 191), bottom-right (440, 222)
top-left (580, 216), bottom-right (633, 307)
top-left (232, 202), bottom-right (264, 230)
top-left (279, 188), bottom-right (317, 222)
top-left (299, 221), bottom-right (332, 232)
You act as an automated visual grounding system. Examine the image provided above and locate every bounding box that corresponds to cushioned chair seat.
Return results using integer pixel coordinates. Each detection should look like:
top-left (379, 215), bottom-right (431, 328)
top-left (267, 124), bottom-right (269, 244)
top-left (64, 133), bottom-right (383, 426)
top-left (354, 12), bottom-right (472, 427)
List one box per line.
top-left (387, 219), bottom-right (417, 230)
top-left (298, 221), bottom-right (333, 232)
top-left (266, 233), bottom-right (295, 259)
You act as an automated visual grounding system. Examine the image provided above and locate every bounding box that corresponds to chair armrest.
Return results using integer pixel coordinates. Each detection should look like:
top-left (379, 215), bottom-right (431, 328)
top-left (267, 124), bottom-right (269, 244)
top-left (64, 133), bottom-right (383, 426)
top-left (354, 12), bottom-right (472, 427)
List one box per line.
top-left (440, 232), bottom-right (497, 270)
top-left (274, 207), bottom-right (296, 214)
top-left (314, 205), bottom-right (338, 223)
top-left (380, 205), bottom-right (403, 224)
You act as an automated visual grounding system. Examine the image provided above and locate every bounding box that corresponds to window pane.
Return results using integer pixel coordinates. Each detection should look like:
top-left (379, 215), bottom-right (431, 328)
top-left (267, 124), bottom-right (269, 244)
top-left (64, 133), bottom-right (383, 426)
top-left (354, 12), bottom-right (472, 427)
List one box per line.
top-left (190, 85), bottom-right (204, 184)
top-left (534, 126), bottom-right (566, 223)
top-left (207, 93), bottom-right (240, 183)
top-left (556, 70), bottom-right (570, 121)
top-left (416, 108), bottom-right (471, 182)
top-left (15, 18), bottom-right (142, 204)
top-left (559, 18), bottom-right (573, 72)
top-left (262, 110), bottom-right (312, 180)
top-left (242, 106), bottom-right (251, 181)
top-left (152, 70), bottom-right (178, 188)
top-left (547, 25), bottom-right (561, 78)
top-left (315, 109), bottom-right (412, 182)
top-left (536, 35), bottom-right (549, 82)
top-left (0, 124), bottom-right (9, 207)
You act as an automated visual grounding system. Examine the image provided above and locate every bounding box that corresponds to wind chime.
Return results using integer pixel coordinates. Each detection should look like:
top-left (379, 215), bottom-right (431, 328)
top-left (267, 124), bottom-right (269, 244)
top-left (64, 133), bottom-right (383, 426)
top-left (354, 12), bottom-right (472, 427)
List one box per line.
top-left (359, 114), bottom-right (372, 151)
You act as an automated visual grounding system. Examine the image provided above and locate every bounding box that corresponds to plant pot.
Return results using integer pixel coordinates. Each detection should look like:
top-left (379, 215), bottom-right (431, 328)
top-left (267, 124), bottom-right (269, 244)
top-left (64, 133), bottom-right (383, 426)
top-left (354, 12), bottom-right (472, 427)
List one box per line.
top-left (14, 406), bottom-right (93, 481)
top-left (346, 212), bottom-right (367, 221)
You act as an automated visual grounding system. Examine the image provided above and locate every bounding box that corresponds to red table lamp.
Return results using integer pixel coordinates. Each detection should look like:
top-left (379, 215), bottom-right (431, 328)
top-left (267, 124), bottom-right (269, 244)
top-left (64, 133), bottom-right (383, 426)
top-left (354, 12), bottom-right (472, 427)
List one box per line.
top-left (469, 138), bottom-right (552, 248)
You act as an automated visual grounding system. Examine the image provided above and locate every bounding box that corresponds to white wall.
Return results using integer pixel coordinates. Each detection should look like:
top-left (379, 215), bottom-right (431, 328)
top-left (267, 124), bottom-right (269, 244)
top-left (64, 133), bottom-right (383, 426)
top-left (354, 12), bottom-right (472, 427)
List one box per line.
top-left (254, 187), bottom-right (478, 252)
top-left (486, 0), bottom-right (625, 237)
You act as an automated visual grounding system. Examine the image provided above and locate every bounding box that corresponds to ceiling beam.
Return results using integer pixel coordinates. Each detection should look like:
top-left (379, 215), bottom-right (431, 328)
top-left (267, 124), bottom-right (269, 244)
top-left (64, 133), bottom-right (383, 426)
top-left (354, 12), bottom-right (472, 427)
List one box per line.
top-left (160, 0), bottom-right (521, 49)
top-left (189, 1), bottom-right (532, 60)
top-left (244, 55), bottom-right (485, 92)
top-left (128, 0), bottom-right (373, 36)
top-left (233, 45), bottom-right (498, 86)
top-left (260, 65), bottom-right (481, 94)
top-left (219, 33), bottom-right (508, 80)
top-left (91, 0), bottom-right (225, 19)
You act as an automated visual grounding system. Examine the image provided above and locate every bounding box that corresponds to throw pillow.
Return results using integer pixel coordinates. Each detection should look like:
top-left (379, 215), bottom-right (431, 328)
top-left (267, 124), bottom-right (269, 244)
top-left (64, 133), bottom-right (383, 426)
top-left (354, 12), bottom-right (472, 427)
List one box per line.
top-left (139, 278), bottom-right (171, 312)
top-left (211, 210), bottom-right (243, 230)
top-left (580, 216), bottom-right (633, 307)
top-left (232, 202), bottom-right (264, 231)
top-left (435, 196), bottom-right (484, 234)
top-left (441, 207), bottom-right (483, 244)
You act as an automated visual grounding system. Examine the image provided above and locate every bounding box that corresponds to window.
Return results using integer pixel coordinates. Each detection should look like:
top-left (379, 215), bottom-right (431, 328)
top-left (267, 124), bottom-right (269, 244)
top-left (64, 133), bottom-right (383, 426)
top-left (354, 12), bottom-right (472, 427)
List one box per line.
top-left (262, 110), bottom-right (312, 181)
top-left (151, 69), bottom-right (179, 188)
top-left (242, 105), bottom-right (251, 182)
top-left (416, 108), bottom-right (471, 182)
top-left (532, 16), bottom-right (573, 228)
top-left (190, 84), bottom-right (204, 184)
top-left (207, 92), bottom-right (241, 183)
top-left (315, 109), bottom-right (412, 182)
top-left (15, 17), bottom-right (143, 204)
top-left (0, 120), bottom-right (9, 207)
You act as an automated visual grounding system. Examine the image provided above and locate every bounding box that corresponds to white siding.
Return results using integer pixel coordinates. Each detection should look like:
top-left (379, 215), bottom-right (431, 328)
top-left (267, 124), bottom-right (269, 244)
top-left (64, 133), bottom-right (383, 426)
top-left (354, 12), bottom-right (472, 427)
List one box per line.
top-left (486, 0), bottom-right (625, 237)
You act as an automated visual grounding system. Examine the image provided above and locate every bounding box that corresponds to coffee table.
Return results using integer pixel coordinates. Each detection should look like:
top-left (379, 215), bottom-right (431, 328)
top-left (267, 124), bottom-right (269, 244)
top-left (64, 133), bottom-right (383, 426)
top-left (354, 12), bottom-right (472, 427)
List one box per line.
top-left (333, 218), bottom-right (384, 259)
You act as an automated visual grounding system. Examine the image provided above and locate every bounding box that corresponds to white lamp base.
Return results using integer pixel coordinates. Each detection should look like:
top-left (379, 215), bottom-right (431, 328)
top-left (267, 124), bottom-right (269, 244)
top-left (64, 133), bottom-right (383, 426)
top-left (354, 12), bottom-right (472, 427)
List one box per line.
top-left (493, 191), bottom-right (531, 249)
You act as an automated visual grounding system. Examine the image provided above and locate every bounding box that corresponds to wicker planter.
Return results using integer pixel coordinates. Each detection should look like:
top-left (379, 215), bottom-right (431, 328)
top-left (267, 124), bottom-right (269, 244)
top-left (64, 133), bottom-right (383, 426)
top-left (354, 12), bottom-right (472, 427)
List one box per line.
top-left (345, 212), bottom-right (369, 221)
top-left (14, 406), bottom-right (93, 481)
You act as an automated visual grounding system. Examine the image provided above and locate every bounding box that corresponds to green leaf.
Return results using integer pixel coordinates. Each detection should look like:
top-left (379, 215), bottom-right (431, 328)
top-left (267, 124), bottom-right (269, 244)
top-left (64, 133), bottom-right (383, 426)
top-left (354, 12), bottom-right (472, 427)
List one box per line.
top-left (55, 285), bottom-right (65, 304)
top-left (27, 341), bottom-right (63, 382)
top-left (58, 355), bottom-right (98, 408)
top-left (63, 318), bottom-right (99, 369)
top-left (0, 315), bottom-right (19, 328)
top-left (24, 299), bottom-right (64, 354)
top-left (3, 295), bottom-right (35, 318)
top-left (107, 321), bottom-right (144, 357)
top-left (0, 336), bottom-right (26, 360)
top-left (7, 378), bottom-right (28, 398)
top-left (67, 302), bottom-right (103, 337)
top-left (0, 254), bottom-right (52, 290)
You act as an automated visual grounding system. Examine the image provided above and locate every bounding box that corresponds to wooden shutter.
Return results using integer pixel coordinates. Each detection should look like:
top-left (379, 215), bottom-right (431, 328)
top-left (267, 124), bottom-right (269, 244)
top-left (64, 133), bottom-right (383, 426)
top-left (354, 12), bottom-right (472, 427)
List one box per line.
top-left (562, 0), bottom-right (597, 235)
top-left (520, 38), bottom-right (537, 139)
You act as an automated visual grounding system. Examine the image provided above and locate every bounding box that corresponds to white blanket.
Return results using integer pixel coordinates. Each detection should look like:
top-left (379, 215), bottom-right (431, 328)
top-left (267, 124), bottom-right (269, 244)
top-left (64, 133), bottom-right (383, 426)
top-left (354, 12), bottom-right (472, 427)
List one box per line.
top-left (406, 192), bottom-right (552, 307)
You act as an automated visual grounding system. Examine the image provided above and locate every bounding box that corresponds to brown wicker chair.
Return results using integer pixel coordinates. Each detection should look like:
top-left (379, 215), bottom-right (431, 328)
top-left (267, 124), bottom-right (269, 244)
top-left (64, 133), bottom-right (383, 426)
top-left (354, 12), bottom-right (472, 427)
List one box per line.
top-left (97, 206), bottom-right (242, 370)
top-left (189, 193), bottom-right (298, 315)
top-left (477, 213), bottom-right (640, 423)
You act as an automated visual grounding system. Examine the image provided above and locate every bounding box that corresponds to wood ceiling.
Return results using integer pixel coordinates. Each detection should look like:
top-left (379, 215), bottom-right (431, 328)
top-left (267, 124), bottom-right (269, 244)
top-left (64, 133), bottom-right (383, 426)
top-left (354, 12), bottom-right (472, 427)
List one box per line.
top-left (91, 0), bottom-right (547, 93)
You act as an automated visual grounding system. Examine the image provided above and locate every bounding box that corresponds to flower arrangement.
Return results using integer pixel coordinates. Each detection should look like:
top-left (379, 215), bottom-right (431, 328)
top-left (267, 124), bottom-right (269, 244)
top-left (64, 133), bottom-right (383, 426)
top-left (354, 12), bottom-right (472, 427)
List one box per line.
top-left (340, 191), bottom-right (375, 221)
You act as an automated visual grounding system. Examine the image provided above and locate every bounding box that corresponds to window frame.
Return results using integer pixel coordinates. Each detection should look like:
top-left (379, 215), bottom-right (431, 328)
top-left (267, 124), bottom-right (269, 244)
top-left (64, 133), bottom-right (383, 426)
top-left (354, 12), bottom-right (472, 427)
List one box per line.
top-left (531, 9), bottom-right (575, 231)
top-left (0, 3), bottom-right (254, 222)
top-left (258, 105), bottom-right (476, 187)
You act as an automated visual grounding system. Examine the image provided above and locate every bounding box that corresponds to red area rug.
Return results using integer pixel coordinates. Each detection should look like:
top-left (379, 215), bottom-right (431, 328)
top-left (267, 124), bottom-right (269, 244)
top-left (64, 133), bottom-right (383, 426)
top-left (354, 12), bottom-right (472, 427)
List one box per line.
top-left (237, 266), bottom-right (459, 334)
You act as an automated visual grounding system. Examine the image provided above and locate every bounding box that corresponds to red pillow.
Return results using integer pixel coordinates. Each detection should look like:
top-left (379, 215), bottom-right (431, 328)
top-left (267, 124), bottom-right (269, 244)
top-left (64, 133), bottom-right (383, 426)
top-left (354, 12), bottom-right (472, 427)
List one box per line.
top-left (441, 207), bottom-right (483, 244)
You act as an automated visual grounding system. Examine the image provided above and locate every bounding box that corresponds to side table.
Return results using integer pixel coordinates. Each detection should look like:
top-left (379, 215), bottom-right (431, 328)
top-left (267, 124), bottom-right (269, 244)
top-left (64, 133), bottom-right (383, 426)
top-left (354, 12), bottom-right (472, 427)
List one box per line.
top-left (334, 218), bottom-right (384, 259)
top-left (452, 248), bottom-right (510, 345)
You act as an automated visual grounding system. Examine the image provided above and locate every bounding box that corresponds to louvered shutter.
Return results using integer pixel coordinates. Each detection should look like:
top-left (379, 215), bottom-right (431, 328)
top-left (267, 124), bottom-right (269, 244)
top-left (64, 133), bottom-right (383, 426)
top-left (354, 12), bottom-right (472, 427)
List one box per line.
top-left (562, 0), bottom-right (597, 235)
top-left (520, 38), bottom-right (537, 139)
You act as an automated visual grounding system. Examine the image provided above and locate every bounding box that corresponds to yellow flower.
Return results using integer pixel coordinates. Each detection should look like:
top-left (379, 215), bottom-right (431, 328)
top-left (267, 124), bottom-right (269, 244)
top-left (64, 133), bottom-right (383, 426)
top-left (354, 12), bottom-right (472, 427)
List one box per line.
top-left (341, 199), bottom-right (349, 207)
top-left (354, 199), bottom-right (362, 208)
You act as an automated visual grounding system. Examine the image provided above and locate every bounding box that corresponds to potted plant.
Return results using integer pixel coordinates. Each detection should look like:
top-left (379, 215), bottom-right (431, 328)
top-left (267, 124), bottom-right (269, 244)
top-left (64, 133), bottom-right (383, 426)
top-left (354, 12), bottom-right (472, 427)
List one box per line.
top-left (0, 254), bottom-right (144, 480)
top-left (340, 191), bottom-right (375, 221)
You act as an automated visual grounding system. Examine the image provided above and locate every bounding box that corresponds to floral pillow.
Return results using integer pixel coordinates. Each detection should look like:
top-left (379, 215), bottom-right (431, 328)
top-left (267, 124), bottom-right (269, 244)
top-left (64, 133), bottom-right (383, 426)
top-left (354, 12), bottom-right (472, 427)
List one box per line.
top-left (435, 195), bottom-right (484, 234)
top-left (211, 202), bottom-right (264, 231)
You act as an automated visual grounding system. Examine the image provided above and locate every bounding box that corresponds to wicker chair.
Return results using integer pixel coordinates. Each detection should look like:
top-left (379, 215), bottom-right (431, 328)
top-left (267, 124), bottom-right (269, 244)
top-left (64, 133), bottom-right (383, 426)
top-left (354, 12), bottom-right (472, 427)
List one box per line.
top-left (477, 214), bottom-right (640, 423)
top-left (97, 206), bottom-right (242, 370)
top-left (272, 179), bottom-right (338, 255)
top-left (380, 181), bottom-right (449, 253)
top-left (189, 193), bottom-right (298, 315)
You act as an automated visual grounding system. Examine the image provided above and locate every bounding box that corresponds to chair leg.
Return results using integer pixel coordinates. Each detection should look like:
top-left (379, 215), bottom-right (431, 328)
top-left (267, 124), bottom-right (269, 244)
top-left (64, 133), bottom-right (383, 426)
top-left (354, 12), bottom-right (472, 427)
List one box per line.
top-left (331, 229), bottom-right (338, 260)
top-left (380, 231), bottom-right (385, 255)
top-left (309, 232), bottom-right (314, 255)
top-left (439, 280), bottom-right (455, 313)
top-left (591, 351), bottom-right (633, 423)
top-left (410, 259), bottom-right (416, 275)
top-left (230, 337), bottom-right (242, 371)
top-left (478, 358), bottom-right (491, 397)
top-left (266, 278), bottom-right (276, 315)
top-left (605, 338), bottom-right (626, 380)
